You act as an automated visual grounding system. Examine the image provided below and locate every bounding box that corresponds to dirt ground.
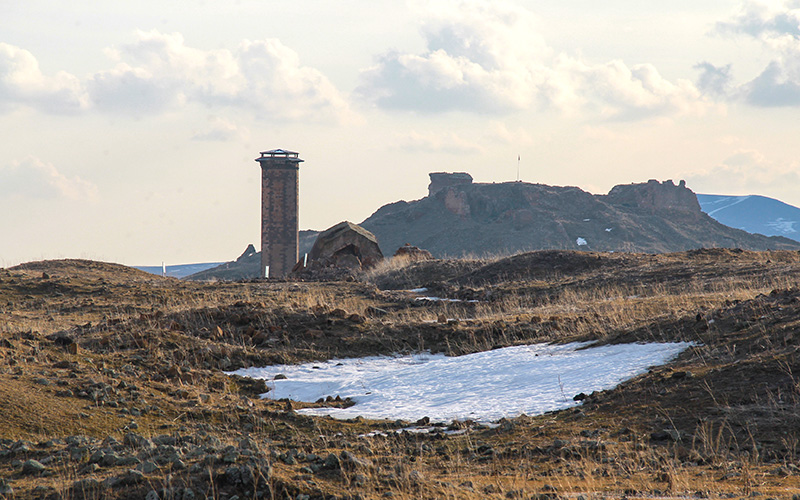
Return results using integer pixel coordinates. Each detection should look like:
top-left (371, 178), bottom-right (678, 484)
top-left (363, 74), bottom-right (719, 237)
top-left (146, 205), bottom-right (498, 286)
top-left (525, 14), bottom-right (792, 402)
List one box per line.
top-left (2, 251), bottom-right (800, 499)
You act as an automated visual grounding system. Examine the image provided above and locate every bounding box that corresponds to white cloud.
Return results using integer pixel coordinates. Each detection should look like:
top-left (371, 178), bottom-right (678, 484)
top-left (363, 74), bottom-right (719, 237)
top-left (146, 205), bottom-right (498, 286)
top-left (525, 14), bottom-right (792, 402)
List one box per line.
top-left (484, 121), bottom-right (535, 146)
top-left (553, 58), bottom-right (710, 121)
top-left (683, 148), bottom-right (800, 197)
top-left (0, 31), bottom-right (353, 122)
top-left (191, 116), bottom-right (249, 142)
top-left (0, 157), bottom-right (98, 201)
top-left (394, 130), bottom-right (485, 154)
top-left (714, 1), bottom-right (800, 106)
top-left (358, 0), bottom-right (713, 120)
top-left (716, 1), bottom-right (800, 44)
top-left (87, 30), bottom-right (352, 122)
top-left (0, 43), bottom-right (88, 114)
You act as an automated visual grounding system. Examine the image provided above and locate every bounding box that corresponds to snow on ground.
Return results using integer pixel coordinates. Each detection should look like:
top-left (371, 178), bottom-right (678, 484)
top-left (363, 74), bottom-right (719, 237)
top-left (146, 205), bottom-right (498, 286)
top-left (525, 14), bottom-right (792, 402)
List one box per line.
top-left (231, 342), bottom-right (691, 422)
top-left (576, 237), bottom-right (588, 246)
top-left (766, 218), bottom-right (797, 234)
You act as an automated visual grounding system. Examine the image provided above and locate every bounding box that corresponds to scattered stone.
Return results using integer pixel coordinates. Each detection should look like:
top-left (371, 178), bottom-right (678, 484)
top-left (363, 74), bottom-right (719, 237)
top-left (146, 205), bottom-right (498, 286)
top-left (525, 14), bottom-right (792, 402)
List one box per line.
top-left (21, 459), bottom-right (46, 475)
top-left (651, 429), bottom-right (681, 442)
top-left (72, 478), bottom-right (100, 493)
top-left (222, 446), bottom-right (240, 463)
top-left (137, 460), bottom-right (159, 474)
top-left (324, 453), bottom-right (341, 470)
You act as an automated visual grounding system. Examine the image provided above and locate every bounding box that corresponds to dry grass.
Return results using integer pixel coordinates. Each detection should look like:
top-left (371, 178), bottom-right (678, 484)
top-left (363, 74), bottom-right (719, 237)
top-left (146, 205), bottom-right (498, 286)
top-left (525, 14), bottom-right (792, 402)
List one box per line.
top-left (4, 253), bottom-right (800, 498)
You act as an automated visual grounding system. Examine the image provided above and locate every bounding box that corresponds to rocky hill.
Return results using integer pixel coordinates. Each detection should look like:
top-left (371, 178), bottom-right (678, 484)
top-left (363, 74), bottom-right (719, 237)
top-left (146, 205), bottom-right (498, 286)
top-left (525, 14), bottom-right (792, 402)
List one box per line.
top-left (189, 176), bottom-right (800, 280)
top-left (361, 175), bottom-right (800, 257)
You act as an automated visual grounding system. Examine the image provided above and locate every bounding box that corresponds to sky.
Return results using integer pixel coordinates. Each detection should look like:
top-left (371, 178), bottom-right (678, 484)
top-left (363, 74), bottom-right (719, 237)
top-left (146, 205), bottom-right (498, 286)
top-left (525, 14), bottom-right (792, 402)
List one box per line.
top-left (3, 0), bottom-right (800, 266)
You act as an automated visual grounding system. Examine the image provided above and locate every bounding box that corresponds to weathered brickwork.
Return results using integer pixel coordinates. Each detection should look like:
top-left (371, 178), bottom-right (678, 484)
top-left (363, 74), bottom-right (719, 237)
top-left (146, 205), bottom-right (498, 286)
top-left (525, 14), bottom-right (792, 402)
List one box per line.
top-left (255, 150), bottom-right (303, 278)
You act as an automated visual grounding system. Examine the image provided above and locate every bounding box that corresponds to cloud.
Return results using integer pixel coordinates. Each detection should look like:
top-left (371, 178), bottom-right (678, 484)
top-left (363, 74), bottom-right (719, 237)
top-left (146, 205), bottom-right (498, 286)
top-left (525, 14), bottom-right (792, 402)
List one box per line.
top-left (743, 60), bottom-right (800, 105)
top-left (0, 157), bottom-right (98, 201)
top-left (0, 32), bottom-right (352, 122)
top-left (694, 61), bottom-right (733, 96)
top-left (88, 30), bottom-right (352, 122)
top-left (191, 116), bottom-right (249, 142)
top-left (394, 130), bottom-right (485, 154)
top-left (552, 58), bottom-right (709, 121)
top-left (683, 148), bottom-right (800, 197)
top-left (716, 1), bottom-right (800, 42)
top-left (357, 0), bottom-right (712, 120)
top-left (0, 43), bottom-right (88, 114)
top-left (713, 1), bottom-right (800, 106)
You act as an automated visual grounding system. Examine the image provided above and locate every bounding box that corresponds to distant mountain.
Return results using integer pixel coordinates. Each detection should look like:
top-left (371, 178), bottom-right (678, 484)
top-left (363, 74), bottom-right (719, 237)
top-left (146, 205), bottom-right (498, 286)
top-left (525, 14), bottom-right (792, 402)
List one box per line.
top-left (697, 194), bottom-right (800, 243)
top-left (135, 262), bottom-right (224, 278)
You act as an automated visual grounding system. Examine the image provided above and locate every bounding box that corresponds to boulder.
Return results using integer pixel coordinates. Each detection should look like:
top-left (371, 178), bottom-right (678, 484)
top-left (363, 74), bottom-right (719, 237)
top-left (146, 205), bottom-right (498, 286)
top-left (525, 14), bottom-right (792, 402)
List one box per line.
top-left (394, 243), bottom-right (434, 261)
top-left (296, 221), bottom-right (383, 272)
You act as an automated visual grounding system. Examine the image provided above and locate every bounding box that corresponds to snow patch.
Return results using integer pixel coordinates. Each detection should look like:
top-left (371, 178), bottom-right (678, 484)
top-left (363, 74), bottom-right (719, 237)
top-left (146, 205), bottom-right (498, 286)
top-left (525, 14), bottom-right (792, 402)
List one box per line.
top-left (415, 296), bottom-right (479, 303)
top-left (576, 237), bottom-right (588, 246)
top-left (766, 218), bottom-right (797, 234)
top-left (231, 342), bottom-right (692, 422)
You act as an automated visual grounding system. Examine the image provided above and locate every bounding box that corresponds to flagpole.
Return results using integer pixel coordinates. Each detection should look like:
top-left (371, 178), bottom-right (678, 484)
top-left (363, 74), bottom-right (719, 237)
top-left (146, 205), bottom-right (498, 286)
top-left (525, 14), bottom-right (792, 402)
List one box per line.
top-left (517, 154), bottom-right (520, 182)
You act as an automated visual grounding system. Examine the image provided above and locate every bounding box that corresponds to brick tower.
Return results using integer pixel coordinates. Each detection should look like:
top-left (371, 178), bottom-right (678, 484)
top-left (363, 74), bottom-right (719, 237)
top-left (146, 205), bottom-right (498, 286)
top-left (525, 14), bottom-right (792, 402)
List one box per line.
top-left (255, 149), bottom-right (303, 278)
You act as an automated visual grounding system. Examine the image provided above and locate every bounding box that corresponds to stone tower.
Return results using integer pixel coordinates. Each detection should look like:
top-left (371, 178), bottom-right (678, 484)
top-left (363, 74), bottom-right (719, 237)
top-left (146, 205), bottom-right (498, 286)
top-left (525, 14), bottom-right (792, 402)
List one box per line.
top-left (255, 149), bottom-right (303, 278)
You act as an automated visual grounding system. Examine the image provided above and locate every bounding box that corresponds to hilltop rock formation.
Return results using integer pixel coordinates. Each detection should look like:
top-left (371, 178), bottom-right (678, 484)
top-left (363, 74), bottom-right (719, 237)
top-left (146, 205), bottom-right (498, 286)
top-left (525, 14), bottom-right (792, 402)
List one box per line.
top-left (428, 172), bottom-right (473, 196)
top-left (360, 176), bottom-right (800, 257)
top-left (606, 179), bottom-right (701, 214)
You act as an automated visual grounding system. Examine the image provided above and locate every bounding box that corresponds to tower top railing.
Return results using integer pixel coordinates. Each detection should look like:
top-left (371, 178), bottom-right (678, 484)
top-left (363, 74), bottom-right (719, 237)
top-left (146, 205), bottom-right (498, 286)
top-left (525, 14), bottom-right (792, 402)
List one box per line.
top-left (257, 149), bottom-right (301, 159)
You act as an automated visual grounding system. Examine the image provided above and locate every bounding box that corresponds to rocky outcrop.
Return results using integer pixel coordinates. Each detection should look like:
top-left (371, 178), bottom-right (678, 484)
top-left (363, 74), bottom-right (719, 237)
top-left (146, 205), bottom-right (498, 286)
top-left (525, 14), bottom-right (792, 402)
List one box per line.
top-left (237, 244), bottom-right (257, 261)
top-left (428, 172), bottom-right (473, 196)
top-left (605, 179), bottom-right (701, 214)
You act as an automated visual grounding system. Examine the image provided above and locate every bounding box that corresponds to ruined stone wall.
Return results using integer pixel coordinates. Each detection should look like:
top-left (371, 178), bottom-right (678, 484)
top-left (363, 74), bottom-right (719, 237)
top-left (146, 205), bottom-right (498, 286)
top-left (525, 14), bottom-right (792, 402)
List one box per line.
top-left (428, 172), bottom-right (473, 197)
top-left (605, 179), bottom-right (701, 214)
top-left (260, 163), bottom-right (299, 278)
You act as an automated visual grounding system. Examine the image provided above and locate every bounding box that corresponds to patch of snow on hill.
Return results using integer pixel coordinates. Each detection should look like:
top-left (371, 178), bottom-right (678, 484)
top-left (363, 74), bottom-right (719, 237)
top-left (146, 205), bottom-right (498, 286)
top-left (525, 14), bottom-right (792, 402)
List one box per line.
top-left (766, 218), bottom-right (797, 235)
top-left (231, 342), bottom-right (691, 422)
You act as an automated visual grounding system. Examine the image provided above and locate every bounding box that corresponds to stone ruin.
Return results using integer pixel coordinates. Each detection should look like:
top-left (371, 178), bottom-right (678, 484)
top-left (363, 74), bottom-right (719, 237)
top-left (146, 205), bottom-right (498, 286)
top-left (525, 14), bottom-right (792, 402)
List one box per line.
top-left (428, 172), bottom-right (473, 197)
top-left (293, 221), bottom-right (383, 273)
top-left (605, 179), bottom-right (701, 214)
